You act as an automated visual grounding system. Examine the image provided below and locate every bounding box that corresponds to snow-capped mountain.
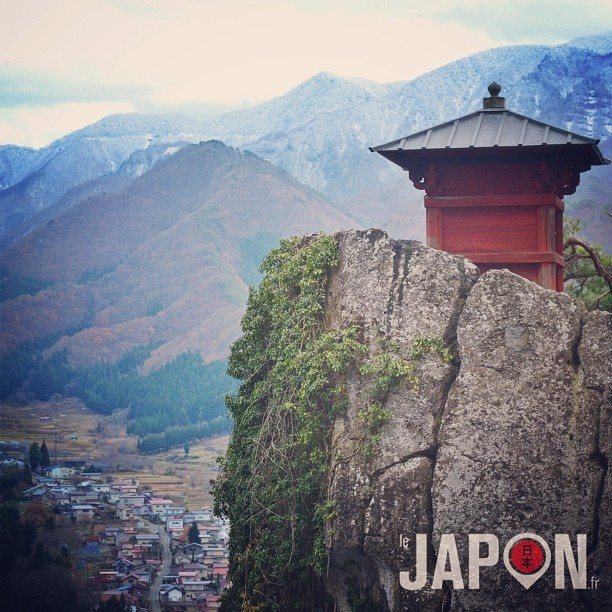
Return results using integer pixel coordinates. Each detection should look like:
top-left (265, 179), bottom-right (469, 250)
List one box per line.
top-left (0, 114), bottom-right (208, 242)
top-left (199, 32), bottom-right (612, 202)
top-left (1, 32), bottom-right (610, 248)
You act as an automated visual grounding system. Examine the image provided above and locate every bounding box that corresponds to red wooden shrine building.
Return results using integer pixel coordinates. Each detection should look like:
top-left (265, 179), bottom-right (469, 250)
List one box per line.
top-left (370, 83), bottom-right (609, 291)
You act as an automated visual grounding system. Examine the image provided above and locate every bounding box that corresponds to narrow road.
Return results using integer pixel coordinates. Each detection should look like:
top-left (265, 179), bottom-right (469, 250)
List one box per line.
top-left (149, 521), bottom-right (172, 612)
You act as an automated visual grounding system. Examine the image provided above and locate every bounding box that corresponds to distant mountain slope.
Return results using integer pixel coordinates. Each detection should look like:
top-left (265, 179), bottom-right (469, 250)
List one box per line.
top-left (211, 32), bottom-right (610, 169)
top-left (0, 113), bottom-right (207, 241)
top-left (0, 141), bottom-right (353, 370)
top-left (0, 144), bottom-right (53, 190)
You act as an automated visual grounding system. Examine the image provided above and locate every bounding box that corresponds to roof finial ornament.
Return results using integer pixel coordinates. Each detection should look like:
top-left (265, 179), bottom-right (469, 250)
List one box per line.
top-left (488, 81), bottom-right (502, 97)
top-left (483, 81), bottom-right (506, 109)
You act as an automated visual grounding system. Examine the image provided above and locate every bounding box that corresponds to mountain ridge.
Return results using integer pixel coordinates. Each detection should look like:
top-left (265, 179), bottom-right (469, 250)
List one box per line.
top-left (0, 141), bottom-right (353, 373)
top-left (0, 113), bottom-right (209, 241)
top-left (3, 32), bottom-right (611, 249)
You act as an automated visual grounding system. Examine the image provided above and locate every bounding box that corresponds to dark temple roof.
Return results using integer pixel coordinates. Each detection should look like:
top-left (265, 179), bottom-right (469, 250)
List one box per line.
top-left (370, 83), bottom-right (610, 167)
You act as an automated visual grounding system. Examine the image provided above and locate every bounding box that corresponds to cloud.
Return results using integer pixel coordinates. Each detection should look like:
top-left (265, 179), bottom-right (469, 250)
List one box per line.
top-left (418, 0), bottom-right (612, 43)
top-left (0, 0), bottom-right (498, 107)
top-left (0, 70), bottom-right (151, 108)
top-left (285, 0), bottom-right (612, 44)
top-left (1, 0), bottom-right (609, 146)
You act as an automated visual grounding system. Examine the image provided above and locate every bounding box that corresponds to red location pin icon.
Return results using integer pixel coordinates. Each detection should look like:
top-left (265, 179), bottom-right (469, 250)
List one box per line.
top-left (503, 533), bottom-right (551, 589)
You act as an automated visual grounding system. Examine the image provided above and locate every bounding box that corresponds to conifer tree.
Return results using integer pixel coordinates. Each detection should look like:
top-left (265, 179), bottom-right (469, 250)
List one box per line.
top-left (29, 442), bottom-right (42, 471)
top-left (40, 440), bottom-right (51, 469)
top-left (188, 520), bottom-right (201, 544)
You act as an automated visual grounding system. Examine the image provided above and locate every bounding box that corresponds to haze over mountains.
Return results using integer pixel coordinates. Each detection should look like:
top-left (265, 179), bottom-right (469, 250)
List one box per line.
top-left (1, 32), bottom-right (611, 378)
top-left (0, 142), bottom-right (350, 370)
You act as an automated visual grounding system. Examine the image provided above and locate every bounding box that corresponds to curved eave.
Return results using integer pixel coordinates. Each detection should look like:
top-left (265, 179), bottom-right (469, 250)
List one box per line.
top-left (370, 107), bottom-right (610, 167)
top-left (373, 142), bottom-right (609, 171)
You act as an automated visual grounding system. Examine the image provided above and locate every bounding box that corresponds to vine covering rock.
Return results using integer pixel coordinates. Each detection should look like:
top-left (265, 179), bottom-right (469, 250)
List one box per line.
top-left (213, 233), bottom-right (457, 611)
top-left (212, 234), bottom-right (364, 611)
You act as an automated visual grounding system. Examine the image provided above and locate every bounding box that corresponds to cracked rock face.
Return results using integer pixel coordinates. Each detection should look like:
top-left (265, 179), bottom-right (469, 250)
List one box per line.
top-left (324, 230), bottom-right (611, 611)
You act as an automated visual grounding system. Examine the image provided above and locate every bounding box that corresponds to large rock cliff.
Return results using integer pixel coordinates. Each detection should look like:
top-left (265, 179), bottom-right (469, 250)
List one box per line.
top-left (324, 230), bottom-right (611, 611)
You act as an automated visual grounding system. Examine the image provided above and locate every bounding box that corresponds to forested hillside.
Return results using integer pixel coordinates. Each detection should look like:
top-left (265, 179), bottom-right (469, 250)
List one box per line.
top-left (0, 141), bottom-right (351, 450)
top-left (0, 141), bottom-right (352, 371)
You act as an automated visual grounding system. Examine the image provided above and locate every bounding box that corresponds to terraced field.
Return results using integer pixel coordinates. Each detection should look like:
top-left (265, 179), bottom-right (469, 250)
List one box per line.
top-left (0, 397), bottom-right (229, 509)
top-left (115, 436), bottom-right (229, 509)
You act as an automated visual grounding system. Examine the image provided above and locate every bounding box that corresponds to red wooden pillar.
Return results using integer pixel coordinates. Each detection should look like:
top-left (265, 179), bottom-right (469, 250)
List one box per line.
top-left (371, 83), bottom-right (609, 292)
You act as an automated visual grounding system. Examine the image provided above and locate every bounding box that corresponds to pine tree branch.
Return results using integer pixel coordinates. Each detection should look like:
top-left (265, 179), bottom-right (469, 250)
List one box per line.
top-left (564, 236), bottom-right (612, 293)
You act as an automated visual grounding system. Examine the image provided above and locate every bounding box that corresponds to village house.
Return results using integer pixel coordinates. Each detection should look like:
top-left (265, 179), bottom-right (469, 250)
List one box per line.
top-left (33, 476), bottom-right (57, 486)
top-left (68, 490), bottom-right (87, 503)
top-left (173, 551), bottom-right (196, 565)
top-left (80, 471), bottom-right (103, 481)
top-left (162, 571), bottom-right (181, 585)
top-left (133, 503), bottom-right (151, 518)
top-left (183, 509), bottom-right (213, 524)
top-left (164, 505), bottom-right (186, 517)
top-left (45, 465), bottom-right (77, 479)
top-left (71, 504), bottom-right (96, 520)
top-left (95, 571), bottom-right (122, 590)
top-left (179, 570), bottom-right (198, 582)
top-left (108, 488), bottom-right (125, 504)
top-left (160, 584), bottom-right (185, 603)
top-left (117, 503), bottom-right (134, 521)
top-left (201, 543), bottom-right (226, 559)
top-left (167, 516), bottom-right (184, 537)
top-left (149, 497), bottom-right (174, 515)
top-left (183, 542), bottom-right (206, 559)
top-left (112, 558), bottom-right (136, 575)
top-left (108, 482), bottom-right (139, 501)
top-left (212, 566), bottom-right (229, 582)
top-left (122, 493), bottom-right (146, 507)
top-left (145, 558), bottom-right (162, 572)
top-left (52, 493), bottom-right (71, 509)
top-left (124, 580), bottom-right (150, 608)
top-left (183, 579), bottom-right (208, 601)
top-left (100, 527), bottom-right (122, 546)
top-left (22, 483), bottom-right (49, 500)
top-left (132, 569), bottom-right (151, 584)
top-left (119, 572), bottom-right (148, 589)
top-left (0, 455), bottom-right (25, 468)
top-left (134, 533), bottom-right (160, 557)
top-left (197, 594), bottom-right (222, 611)
top-left (179, 562), bottom-right (208, 580)
top-left (90, 481), bottom-right (112, 494)
top-left (83, 492), bottom-right (103, 506)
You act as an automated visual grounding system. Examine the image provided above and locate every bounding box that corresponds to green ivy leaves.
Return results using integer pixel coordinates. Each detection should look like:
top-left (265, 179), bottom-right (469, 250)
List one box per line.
top-left (213, 235), bottom-right (363, 611)
top-left (358, 337), bottom-right (452, 457)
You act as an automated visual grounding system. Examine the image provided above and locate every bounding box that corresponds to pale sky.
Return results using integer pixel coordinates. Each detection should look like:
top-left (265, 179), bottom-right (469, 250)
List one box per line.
top-left (1, 0), bottom-right (611, 148)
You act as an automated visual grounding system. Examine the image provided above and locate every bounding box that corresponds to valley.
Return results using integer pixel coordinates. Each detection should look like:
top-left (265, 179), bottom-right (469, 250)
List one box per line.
top-left (0, 397), bottom-right (228, 510)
